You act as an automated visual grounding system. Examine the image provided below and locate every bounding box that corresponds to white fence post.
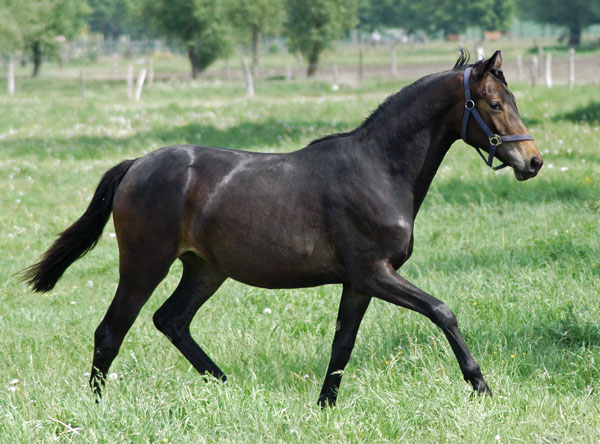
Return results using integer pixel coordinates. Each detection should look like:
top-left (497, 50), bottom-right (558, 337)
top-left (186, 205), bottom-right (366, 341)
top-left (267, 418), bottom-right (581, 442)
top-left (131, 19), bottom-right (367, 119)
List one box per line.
top-left (7, 55), bottom-right (15, 96)
top-left (568, 48), bottom-right (575, 89)
top-left (285, 64), bottom-right (292, 82)
top-left (332, 63), bottom-right (339, 91)
top-left (545, 52), bottom-right (552, 88)
top-left (135, 69), bottom-right (147, 101)
top-left (242, 58), bottom-right (254, 97)
top-left (477, 46), bottom-right (484, 60)
top-left (127, 64), bottom-right (134, 98)
top-left (516, 54), bottom-right (523, 83)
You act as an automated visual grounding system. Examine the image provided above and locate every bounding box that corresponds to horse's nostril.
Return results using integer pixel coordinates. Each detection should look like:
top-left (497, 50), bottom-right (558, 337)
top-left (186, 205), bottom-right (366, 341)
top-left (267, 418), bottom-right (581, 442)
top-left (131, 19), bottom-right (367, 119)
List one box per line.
top-left (529, 156), bottom-right (542, 172)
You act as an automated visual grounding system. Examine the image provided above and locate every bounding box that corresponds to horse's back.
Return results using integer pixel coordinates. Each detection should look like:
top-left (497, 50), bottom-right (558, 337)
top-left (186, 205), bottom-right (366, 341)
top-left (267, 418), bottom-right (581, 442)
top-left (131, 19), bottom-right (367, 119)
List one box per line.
top-left (112, 145), bottom-right (344, 287)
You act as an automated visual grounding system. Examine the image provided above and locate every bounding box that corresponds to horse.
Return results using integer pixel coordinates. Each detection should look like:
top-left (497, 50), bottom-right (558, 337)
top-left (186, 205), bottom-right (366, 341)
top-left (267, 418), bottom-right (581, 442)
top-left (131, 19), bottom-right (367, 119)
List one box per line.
top-left (23, 49), bottom-right (542, 407)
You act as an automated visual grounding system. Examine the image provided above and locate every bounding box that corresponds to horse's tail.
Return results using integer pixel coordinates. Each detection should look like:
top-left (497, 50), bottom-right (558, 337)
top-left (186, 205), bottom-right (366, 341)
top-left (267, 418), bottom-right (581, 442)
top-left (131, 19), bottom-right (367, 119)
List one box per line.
top-left (21, 159), bottom-right (136, 293)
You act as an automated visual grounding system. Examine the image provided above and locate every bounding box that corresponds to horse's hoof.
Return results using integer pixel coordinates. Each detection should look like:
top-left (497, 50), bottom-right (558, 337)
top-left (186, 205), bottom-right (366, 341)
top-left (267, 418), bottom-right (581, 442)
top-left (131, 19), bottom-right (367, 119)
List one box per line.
top-left (471, 381), bottom-right (492, 398)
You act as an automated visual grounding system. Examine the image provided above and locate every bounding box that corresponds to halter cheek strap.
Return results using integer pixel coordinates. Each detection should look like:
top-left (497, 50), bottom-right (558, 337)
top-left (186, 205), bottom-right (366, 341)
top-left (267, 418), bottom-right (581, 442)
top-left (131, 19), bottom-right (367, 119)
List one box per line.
top-left (461, 67), bottom-right (534, 170)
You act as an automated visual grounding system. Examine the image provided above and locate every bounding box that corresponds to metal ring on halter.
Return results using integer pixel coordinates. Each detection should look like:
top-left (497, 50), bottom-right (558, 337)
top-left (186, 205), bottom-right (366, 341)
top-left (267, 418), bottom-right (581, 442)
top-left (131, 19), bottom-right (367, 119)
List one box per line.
top-left (465, 100), bottom-right (475, 110)
top-left (488, 134), bottom-right (502, 146)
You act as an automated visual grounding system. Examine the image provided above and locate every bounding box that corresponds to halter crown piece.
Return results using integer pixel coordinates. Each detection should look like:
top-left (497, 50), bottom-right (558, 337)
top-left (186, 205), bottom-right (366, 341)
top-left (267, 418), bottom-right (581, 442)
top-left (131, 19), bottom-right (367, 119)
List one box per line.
top-left (461, 66), bottom-right (534, 170)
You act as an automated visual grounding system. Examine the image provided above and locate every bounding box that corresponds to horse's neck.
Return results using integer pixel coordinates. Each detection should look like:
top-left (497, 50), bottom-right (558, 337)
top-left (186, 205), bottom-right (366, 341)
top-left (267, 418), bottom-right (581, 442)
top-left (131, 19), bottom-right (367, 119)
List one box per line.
top-left (361, 75), bottom-right (459, 215)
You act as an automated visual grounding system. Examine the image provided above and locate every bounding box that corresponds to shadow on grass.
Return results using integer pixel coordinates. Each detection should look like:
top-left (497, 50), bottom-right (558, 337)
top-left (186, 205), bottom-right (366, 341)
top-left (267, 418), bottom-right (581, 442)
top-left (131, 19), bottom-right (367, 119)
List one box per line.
top-left (553, 101), bottom-right (600, 124)
top-left (521, 116), bottom-right (543, 127)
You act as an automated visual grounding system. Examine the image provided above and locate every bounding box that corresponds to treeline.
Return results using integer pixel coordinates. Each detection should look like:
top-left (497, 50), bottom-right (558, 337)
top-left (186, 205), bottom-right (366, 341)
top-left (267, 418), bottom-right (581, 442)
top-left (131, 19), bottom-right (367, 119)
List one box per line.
top-left (1, 0), bottom-right (599, 78)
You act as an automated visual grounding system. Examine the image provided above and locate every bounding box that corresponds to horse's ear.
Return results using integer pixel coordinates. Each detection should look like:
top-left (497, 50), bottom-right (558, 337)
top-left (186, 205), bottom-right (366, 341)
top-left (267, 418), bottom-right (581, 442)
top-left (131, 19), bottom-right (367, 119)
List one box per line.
top-left (474, 50), bottom-right (502, 77)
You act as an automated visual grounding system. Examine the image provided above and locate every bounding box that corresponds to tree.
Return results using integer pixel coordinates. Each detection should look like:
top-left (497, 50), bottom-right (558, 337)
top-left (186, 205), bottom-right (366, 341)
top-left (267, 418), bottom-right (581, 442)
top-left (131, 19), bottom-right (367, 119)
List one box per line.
top-left (226, 0), bottom-right (286, 79)
top-left (16, 0), bottom-right (89, 76)
top-left (523, 0), bottom-right (600, 46)
top-left (142, 0), bottom-right (231, 78)
top-left (286, 0), bottom-right (357, 77)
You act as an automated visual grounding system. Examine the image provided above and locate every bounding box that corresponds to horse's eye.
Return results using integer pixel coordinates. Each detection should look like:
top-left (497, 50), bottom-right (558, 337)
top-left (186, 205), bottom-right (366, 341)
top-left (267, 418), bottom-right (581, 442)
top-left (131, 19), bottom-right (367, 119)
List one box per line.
top-left (489, 102), bottom-right (502, 111)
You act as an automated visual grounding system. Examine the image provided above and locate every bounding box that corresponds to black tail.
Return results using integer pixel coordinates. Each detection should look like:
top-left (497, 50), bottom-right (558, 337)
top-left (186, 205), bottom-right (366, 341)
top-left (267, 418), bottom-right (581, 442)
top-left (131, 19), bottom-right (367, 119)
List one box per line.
top-left (21, 159), bottom-right (136, 293)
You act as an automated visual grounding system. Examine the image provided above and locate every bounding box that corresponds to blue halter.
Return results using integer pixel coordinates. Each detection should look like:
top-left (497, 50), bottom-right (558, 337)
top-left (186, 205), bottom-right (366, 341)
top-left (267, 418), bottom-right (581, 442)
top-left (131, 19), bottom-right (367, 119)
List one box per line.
top-left (461, 67), bottom-right (534, 170)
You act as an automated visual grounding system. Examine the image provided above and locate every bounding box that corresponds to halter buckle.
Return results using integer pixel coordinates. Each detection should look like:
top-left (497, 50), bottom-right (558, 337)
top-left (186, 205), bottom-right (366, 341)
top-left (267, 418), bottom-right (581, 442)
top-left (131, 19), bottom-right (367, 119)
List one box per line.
top-left (488, 134), bottom-right (502, 146)
top-left (465, 100), bottom-right (475, 110)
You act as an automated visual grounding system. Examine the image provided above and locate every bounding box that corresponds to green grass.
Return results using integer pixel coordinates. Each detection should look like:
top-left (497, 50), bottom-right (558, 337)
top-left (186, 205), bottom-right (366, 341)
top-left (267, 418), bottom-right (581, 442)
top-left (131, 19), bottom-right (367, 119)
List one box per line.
top-left (0, 64), bottom-right (599, 443)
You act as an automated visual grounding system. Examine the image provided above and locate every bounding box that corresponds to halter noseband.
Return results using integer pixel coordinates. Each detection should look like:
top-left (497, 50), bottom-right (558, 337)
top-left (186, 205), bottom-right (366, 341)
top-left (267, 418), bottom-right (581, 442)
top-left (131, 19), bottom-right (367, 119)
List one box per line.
top-left (461, 66), bottom-right (534, 170)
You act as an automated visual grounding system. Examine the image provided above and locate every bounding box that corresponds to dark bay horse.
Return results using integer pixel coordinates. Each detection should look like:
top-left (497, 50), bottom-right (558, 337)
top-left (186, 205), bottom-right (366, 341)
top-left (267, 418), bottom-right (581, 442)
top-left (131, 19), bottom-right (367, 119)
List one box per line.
top-left (23, 50), bottom-right (542, 406)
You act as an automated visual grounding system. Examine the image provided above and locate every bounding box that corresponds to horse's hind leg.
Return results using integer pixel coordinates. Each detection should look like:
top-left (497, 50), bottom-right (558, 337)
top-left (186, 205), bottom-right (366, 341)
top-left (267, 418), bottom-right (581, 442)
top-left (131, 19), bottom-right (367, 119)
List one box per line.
top-left (318, 285), bottom-right (371, 407)
top-left (89, 250), bottom-right (173, 399)
top-left (152, 253), bottom-right (227, 381)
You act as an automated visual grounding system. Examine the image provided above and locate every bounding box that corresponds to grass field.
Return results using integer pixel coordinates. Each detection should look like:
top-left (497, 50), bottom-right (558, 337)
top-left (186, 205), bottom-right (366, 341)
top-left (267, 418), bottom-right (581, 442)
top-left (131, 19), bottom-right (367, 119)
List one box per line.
top-left (1, 61), bottom-right (599, 443)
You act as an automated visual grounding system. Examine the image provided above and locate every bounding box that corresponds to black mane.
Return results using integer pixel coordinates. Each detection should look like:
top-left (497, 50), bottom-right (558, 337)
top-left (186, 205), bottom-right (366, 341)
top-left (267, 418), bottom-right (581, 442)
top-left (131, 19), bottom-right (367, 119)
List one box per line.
top-left (453, 47), bottom-right (507, 85)
top-left (453, 48), bottom-right (471, 71)
top-left (306, 48), bottom-right (505, 148)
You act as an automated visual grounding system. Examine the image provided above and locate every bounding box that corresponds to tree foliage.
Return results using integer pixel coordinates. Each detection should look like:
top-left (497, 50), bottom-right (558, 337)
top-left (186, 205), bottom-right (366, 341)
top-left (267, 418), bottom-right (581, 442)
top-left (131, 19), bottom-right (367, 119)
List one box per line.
top-left (142, 0), bottom-right (231, 78)
top-left (359, 0), bottom-right (515, 35)
top-left (0, 1), bottom-right (23, 52)
top-left (88, 0), bottom-right (149, 41)
top-left (286, 0), bottom-right (357, 76)
top-left (522, 0), bottom-right (600, 46)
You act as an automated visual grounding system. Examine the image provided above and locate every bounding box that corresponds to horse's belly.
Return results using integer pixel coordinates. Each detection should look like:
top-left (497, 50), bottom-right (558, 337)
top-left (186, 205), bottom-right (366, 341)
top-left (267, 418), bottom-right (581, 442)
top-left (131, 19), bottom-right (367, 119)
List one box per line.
top-left (192, 207), bottom-right (343, 288)
top-left (209, 230), bottom-right (343, 288)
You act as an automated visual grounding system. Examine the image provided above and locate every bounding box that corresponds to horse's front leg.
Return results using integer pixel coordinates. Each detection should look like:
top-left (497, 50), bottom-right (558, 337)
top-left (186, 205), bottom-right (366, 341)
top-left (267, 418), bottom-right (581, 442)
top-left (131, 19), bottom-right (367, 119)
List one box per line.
top-left (352, 261), bottom-right (492, 396)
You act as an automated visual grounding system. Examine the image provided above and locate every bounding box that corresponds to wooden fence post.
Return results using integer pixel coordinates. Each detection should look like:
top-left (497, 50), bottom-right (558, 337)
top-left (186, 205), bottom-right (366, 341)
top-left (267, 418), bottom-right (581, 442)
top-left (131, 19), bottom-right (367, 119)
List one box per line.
top-left (358, 42), bottom-right (364, 86)
top-left (391, 46), bottom-right (398, 78)
top-left (529, 56), bottom-right (538, 87)
top-left (545, 52), bottom-right (552, 88)
top-left (516, 54), bottom-right (523, 83)
top-left (147, 58), bottom-right (154, 87)
top-left (135, 69), bottom-right (147, 101)
top-left (568, 48), bottom-right (575, 89)
top-left (242, 58), bottom-right (254, 97)
top-left (79, 70), bottom-right (85, 97)
top-left (7, 55), bottom-right (15, 96)
top-left (127, 64), bottom-right (134, 98)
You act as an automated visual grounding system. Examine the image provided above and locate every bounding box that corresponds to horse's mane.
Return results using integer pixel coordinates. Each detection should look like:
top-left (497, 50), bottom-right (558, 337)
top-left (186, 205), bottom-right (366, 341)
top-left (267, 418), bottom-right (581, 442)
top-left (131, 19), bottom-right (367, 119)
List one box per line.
top-left (306, 48), bottom-right (505, 148)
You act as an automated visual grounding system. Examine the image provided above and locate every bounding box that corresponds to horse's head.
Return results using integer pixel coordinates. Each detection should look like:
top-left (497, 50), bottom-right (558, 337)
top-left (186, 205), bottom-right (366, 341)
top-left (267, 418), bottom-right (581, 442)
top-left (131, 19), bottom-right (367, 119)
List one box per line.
top-left (459, 50), bottom-right (543, 181)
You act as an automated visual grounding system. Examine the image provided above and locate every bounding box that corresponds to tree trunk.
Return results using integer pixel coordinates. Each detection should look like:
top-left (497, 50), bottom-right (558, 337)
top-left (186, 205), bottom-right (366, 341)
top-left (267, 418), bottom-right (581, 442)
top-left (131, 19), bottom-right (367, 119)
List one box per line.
top-left (252, 26), bottom-right (260, 80)
top-left (32, 40), bottom-right (42, 77)
top-left (188, 48), bottom-right (202, 78)
top-left (568, 23), bottom-right (582, 47)
top-left (306, 45), bottom-right (320, 77)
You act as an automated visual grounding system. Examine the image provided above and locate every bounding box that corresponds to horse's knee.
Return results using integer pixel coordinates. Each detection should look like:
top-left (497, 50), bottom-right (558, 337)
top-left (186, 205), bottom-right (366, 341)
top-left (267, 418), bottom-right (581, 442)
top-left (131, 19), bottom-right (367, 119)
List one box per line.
top-left (431, 303), bottom-right (457, 330)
